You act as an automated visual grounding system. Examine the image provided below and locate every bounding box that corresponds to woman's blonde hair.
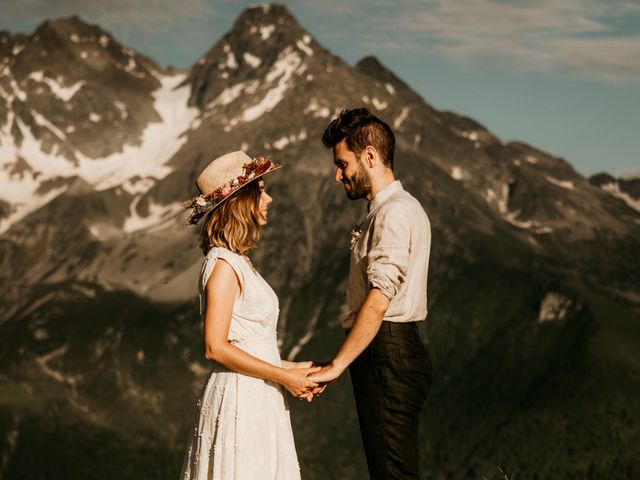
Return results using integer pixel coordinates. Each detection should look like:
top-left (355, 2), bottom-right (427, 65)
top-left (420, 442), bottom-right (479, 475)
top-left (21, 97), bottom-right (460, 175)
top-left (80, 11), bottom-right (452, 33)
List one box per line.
top-left (200, 181), bottom-right (263, 255)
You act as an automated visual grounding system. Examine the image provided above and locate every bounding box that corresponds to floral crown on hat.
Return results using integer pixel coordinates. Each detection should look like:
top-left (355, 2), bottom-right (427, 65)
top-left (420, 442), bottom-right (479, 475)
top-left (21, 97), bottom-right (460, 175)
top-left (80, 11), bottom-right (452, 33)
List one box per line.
top-left (184, 153), bottom-right (281, 225)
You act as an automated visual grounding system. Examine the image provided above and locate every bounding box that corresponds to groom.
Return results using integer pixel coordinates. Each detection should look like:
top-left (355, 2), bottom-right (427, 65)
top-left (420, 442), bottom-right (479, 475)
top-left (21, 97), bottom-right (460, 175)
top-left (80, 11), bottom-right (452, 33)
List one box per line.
top-left (310, 108), bottom-right (432, 479)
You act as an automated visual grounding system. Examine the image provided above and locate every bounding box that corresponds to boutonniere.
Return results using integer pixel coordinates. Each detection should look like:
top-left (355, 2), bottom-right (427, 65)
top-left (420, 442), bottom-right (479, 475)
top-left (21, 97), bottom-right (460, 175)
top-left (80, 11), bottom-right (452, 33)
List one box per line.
top-left (350, 219), bottom-right (365, 249)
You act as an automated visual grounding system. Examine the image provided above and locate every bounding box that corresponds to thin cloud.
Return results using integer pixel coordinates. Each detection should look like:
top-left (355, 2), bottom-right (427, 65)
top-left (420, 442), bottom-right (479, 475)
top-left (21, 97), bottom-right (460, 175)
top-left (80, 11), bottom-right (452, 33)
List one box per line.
top-left (552, 37), bottom-right (640, 82)
top-left (373, 0), bottom-right (640, 83)
top-left (2, 0), bottom-right (639, 81)
top-left (2, 0), bottom-right (214, 36)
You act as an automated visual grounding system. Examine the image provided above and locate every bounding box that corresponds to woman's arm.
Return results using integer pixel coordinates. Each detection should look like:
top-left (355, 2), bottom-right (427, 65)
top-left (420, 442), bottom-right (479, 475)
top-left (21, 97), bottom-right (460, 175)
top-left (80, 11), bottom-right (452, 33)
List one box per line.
top-left (203, 259), bottom-right (319, 398)
top-left (281, 360), bottom-right (315, 369)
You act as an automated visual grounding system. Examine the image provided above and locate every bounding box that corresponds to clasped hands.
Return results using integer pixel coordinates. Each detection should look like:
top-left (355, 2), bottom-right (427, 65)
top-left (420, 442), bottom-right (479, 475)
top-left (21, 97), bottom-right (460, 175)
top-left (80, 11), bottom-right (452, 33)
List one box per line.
top-left (281, 360), bottom-right (345, 402)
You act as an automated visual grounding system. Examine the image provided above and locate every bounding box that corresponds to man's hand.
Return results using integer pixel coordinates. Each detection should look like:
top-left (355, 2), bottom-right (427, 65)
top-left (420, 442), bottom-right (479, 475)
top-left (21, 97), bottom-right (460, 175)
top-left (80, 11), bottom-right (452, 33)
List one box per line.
top-left (308, 360), bottom-right (345, 386)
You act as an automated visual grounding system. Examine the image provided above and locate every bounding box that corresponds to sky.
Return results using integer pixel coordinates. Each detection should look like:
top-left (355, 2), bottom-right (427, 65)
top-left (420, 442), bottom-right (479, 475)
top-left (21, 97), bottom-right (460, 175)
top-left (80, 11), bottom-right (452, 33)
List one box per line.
top-left (1, 0), bottom-right (639, 177)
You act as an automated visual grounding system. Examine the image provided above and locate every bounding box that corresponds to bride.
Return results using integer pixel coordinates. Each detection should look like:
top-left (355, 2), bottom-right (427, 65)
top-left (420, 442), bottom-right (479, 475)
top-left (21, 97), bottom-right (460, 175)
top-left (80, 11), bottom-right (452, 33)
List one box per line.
top-left (180, 151), bottom-right (319, 480)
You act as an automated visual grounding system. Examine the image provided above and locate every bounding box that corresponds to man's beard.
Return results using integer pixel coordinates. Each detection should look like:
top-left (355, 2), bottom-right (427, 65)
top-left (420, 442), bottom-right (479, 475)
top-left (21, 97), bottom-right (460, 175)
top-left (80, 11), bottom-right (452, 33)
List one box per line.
top-left (344, 162), bottom-right (372, 200)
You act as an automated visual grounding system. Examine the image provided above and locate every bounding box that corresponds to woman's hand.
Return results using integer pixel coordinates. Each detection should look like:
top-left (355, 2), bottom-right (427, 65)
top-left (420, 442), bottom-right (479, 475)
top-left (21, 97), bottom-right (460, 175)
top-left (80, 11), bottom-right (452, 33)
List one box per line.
top-left (279, 366), bottom-right (321, 401)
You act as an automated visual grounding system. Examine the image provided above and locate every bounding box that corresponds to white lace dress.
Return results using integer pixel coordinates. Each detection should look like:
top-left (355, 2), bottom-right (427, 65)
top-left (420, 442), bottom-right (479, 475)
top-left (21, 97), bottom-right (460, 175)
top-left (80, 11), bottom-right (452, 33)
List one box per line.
top-left (180, 247), bottom-right (301, 480)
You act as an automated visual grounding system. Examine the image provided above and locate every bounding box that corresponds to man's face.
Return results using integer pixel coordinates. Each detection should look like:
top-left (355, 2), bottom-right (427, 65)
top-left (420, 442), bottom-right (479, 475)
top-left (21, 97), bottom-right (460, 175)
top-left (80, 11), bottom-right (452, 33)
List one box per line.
top-left (333, 139), bottom-right (372, 200)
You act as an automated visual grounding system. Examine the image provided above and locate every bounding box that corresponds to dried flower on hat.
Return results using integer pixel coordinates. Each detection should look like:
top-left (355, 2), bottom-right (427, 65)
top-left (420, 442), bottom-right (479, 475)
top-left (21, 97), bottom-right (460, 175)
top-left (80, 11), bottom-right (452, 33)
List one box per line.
top-left (184, 155), bottom-right (280, 225)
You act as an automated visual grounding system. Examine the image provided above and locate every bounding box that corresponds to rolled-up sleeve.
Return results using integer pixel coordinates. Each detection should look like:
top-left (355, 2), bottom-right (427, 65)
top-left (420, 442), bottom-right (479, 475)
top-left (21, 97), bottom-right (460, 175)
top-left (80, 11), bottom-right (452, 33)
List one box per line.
top-left (366, 205), bottom-right (410, 299)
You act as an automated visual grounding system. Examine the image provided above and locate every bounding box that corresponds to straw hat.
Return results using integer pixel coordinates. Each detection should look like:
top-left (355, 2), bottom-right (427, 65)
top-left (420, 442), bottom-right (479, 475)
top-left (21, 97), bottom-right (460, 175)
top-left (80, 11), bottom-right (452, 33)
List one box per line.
top-left (184, 151), bottom-right (282, 225)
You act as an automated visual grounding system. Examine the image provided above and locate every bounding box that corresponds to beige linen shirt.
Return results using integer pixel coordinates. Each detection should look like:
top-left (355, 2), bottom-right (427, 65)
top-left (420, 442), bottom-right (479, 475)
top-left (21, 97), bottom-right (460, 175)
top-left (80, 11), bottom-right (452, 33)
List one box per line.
top-left (342, 180), bottom-right (431, 328)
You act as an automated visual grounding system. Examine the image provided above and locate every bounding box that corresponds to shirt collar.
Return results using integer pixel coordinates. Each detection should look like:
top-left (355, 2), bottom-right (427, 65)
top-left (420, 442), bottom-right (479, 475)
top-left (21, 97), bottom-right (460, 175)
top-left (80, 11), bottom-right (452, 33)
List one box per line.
top-left (368, 180), bottom-right (403, 214)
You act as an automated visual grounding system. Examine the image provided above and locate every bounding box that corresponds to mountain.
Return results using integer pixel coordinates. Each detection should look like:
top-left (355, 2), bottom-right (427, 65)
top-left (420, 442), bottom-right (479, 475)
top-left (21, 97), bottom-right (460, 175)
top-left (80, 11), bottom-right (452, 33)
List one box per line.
top-left (1, 4), bottom-right (639, 479)
top-left (0, 15), bottom-right (195, 233)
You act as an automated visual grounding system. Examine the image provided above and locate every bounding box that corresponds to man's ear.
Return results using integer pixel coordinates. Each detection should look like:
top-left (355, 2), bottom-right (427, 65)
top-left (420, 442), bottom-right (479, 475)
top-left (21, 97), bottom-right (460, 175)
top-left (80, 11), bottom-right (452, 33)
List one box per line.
top-left (363, 145), bottom-right (377, 168)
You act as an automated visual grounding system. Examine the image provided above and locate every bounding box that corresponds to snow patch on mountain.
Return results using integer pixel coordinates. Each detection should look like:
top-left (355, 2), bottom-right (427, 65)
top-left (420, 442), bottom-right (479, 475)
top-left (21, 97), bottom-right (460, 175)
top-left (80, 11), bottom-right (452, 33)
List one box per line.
top-left (394, 107), bottom-right (410, 129)
top-left (371, 98), bottom-right (388, 111)
top-left (1, 114), bottom-right (72, 187)
top-left (35, 344), bottom-right (81, 385)
top-left (505, 213), bottom-right (553, 234)
top-left (463, 130), bottom-right (480, 141)
top-left (3, 73), bottom-right (28, 101)
top-left (83, 73), bottom-right (197, 189)
top-left (122, 177), bottom-right (155, 195)
top-left (0, 184), bottom-right (67, 234)
top-left (209, 82), bottom-right (247, 108)
top-left (241, 48), bottom-right (303, 122)
top-left (113, 100), bottom-right (128, 118)
top-left (545, 176), bottom-right (574, 191)
top-left (123, 197), bottom-right (183, 233)
top-left (450, 127), bottom-right (486, 148)
top-left (296, 39), bottom-right (313, 56)
top-left (450, 166), bottom-right (464, 180)
top-left (258, 25), bottom-right (275, 40)
top-left (122, 57), bottom-right (139, 77)
top-left (600, 181), bottom-right (640, 212)
top-left (222, 46), bottom-right (239, 70)
top-left (496, 183), bottom-right (553, 234)
top-left (272, 129), bottom-right (307, 150)
top-left (28, 71), bottom-right (85, 101)
top-left (538, 292), bottom-right (572, 322)
top-left (31, 109), bottom-right (67, 140)
top-left (0, 73), bottom-right (197, 232)
top-left (485, 188), bottom-right (497, 203)
top-left (360, 95), bottom-right (387, 112)
top-left (243, 52), bottom-right (262, 68)
top-left (303, 98), bottom-right (330, 118)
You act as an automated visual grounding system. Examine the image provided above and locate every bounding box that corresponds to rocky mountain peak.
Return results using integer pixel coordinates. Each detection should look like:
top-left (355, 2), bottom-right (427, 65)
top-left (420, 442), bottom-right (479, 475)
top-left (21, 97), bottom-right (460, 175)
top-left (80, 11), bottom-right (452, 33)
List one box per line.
top-left (232, 3), bottom-right (301, 31)
top-left (28, 15), bottom-right (160, 75)
top-left (187, 4), bottom-right (321, 111)
top-left (34, 15), bottom-right (104, 42)
top-left (356, 56), bottom-right (419, 101)
top-left (0, 15), bottom-right (188, 234)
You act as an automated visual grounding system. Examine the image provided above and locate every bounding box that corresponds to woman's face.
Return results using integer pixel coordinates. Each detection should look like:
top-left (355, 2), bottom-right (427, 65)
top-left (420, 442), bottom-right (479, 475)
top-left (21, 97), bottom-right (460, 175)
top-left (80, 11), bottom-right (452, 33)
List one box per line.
top-left (258, 179), bottom-right (272, 225)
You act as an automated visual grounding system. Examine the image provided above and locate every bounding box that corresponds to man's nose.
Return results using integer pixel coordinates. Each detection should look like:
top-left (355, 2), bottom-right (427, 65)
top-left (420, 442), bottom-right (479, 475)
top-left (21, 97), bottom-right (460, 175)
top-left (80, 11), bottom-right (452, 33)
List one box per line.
top-left (335, 168), bottom-right (343, 183)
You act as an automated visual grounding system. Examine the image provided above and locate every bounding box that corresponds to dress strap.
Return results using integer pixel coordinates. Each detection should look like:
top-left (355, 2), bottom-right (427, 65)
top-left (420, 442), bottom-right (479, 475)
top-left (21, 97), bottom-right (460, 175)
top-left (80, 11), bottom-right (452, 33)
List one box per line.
top-left (202, 247), bottom-right (247, 291)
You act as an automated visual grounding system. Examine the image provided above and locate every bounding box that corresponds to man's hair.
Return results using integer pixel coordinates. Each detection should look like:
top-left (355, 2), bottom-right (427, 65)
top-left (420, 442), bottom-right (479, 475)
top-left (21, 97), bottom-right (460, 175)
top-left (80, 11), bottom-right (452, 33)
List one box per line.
top-left (200, 181), bottom-right (263, 255)
top-left (322, 108), bottom-right (395, 170)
